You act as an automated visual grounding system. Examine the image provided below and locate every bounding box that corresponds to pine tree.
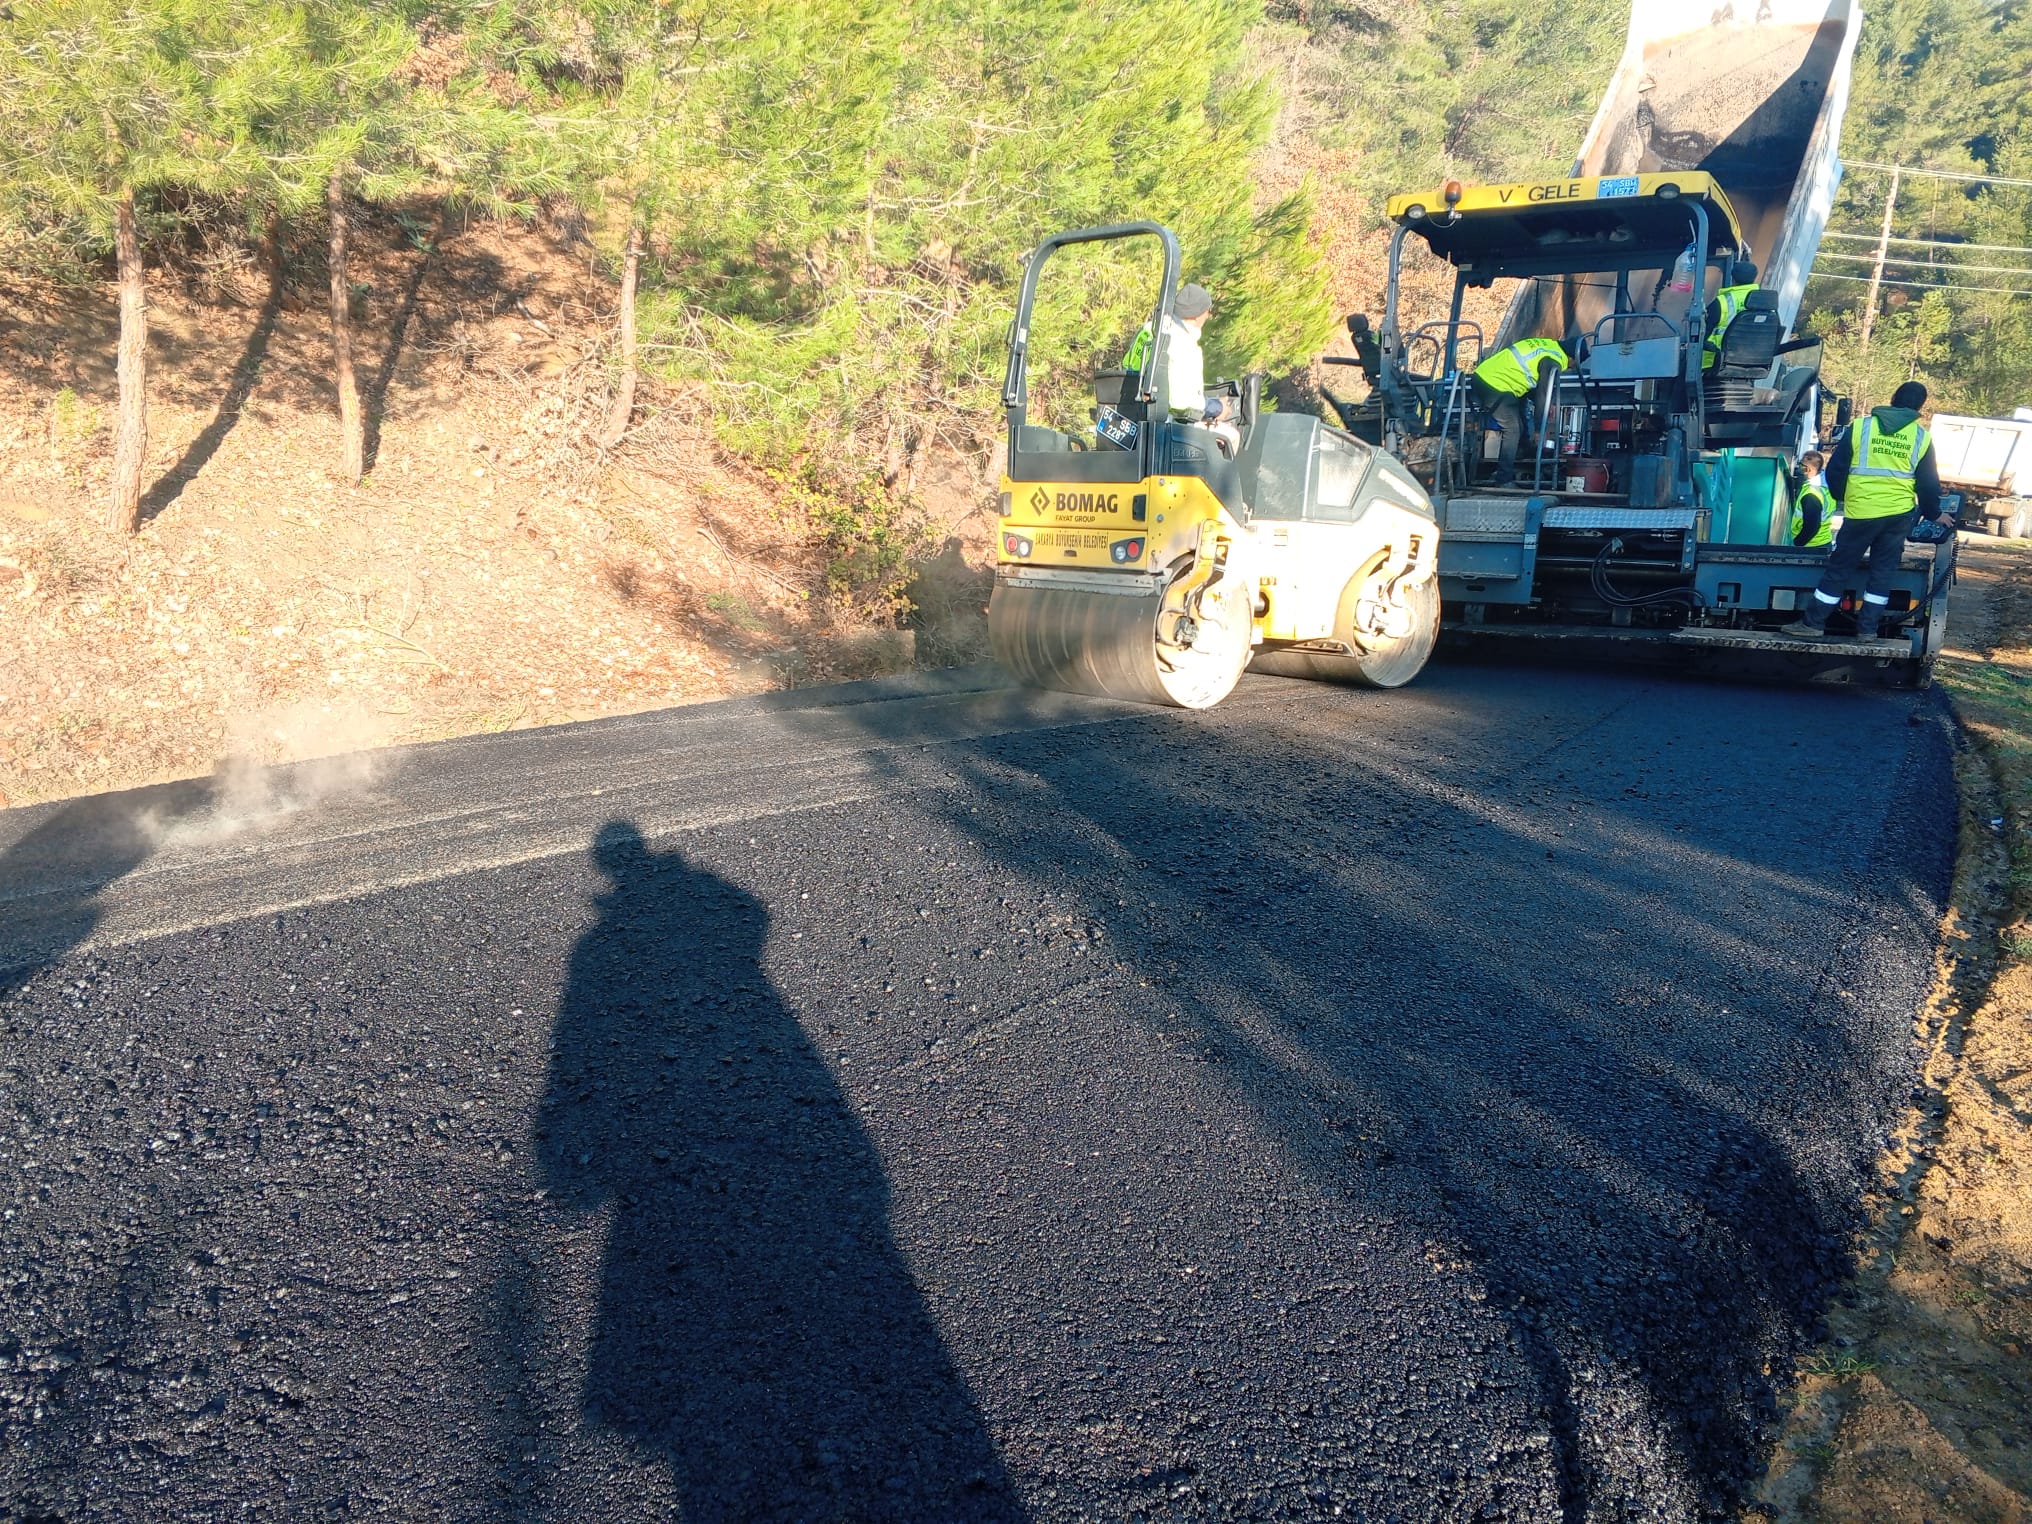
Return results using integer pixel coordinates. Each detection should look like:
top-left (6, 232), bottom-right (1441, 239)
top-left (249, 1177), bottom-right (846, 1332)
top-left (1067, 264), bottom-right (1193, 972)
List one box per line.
top-left (251, 2), bottom-right (561, 481)
top-left (0, 0), bottom-right (308, 530)
top-left (518, 0), bottom-right (902, 452)
top-left (1805, 0), bottom-right (2032, 413)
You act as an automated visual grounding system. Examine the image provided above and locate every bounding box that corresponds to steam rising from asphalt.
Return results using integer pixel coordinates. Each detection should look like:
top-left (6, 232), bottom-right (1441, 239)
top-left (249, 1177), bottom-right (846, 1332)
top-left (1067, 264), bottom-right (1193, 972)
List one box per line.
top-left (164, 701), bottom-right (397, 847)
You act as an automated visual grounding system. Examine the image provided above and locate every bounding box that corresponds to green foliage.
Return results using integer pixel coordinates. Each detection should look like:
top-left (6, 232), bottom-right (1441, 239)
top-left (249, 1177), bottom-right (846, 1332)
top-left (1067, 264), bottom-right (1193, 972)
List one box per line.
top-left (1802, 0), bottom-right (2032, 414)
top-left (641, 0), bottom-right (1334, 502)
top-left (1265, 0), bottom-right (1625, 211)
top-left (46, 387), bottom-right (97, 451)
top-left (771, 461), bottom-right (932, 620)
top-left (0, 0), bottom-right (314, 247)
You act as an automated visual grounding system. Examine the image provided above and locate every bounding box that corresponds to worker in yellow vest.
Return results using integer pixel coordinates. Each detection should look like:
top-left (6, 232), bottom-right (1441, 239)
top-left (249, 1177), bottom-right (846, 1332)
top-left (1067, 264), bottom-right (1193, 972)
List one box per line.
top-left (1471, 335), bottom-right (1575, 486)
top-left (1781, 382), bottom-right (1950, 640)
top-left (1789, 450), bottom-right (1834, 548)
top-left (1701, 259), bottom-right (1761, 371)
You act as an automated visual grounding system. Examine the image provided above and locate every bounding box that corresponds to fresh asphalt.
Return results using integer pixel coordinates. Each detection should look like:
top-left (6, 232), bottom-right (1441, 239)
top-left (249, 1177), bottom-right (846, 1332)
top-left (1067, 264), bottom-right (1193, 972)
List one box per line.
top-left (0, 657), bottom-right (1954, 1522)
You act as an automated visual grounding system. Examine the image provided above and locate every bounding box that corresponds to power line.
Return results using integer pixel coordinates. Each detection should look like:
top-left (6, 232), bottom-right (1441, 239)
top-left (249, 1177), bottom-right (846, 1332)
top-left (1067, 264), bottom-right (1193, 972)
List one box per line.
top-left (1845, 159), bottom-right (2032, 191)
top-left (1823, 230), bottom-right (2032, 257)
top-left (1809, 269), bottom-right (2032, 298)
top-left (1817, 249), bottom-right (2032, 279)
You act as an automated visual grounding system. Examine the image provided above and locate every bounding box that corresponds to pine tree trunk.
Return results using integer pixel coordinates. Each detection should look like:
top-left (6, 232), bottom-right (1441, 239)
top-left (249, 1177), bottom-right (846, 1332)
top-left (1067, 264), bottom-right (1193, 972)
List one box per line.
top-left (108, 191), bottom-right (148, 533)
top-left (328, 169), bottom-right (364, 482)
top-left (598, 221), bottom-right (643, 451)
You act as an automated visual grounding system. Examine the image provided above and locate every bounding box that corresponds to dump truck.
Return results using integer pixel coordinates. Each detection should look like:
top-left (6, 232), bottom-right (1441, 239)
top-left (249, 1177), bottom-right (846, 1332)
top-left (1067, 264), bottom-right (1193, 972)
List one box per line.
top-left (990, 223), bottom-right (1440, 708)
top-left (1350, 0), bottom-right (1955, 685)
top-left (1932, 411), bottom-right (2032, 537)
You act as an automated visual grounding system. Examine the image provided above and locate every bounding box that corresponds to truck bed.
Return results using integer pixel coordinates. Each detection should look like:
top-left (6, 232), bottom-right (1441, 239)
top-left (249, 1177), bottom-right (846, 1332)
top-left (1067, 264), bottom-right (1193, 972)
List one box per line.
top-left (1498, 0), bottom-right (1860, 348)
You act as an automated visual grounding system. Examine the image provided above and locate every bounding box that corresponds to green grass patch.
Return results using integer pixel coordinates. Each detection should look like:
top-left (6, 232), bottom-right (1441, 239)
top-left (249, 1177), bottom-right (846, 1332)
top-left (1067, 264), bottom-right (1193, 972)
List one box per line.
top-left (1800, 1353), bottom-right (1880, 1379)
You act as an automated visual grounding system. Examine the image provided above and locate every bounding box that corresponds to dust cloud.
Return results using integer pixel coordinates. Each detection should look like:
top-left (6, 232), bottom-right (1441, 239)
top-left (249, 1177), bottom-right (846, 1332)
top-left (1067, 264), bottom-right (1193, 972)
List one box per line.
top-left (161, 700), bottom-right (399, 848)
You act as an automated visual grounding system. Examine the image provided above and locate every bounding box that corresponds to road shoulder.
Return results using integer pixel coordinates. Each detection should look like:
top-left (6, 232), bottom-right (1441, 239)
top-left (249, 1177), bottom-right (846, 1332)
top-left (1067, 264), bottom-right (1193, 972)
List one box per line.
top-left (1753, 535), bottom-right (2032, 1522)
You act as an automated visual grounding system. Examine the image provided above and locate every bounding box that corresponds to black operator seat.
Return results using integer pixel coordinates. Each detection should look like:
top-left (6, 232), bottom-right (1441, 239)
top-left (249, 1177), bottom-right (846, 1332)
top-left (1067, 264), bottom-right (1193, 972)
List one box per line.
top-left (1716, 290), bottom-right (1782, 374)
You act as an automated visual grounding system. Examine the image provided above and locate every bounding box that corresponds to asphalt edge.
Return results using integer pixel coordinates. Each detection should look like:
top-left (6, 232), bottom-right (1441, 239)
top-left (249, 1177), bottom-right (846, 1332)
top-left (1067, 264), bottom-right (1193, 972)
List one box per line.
top-left (1747, 686), bottom-right (2015, 1518)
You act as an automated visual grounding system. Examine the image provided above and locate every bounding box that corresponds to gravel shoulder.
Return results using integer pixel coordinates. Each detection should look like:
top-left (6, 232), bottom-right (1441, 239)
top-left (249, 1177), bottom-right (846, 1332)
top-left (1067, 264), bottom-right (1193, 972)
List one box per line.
top-left (1753, 534), bottom-right (2032, 1522)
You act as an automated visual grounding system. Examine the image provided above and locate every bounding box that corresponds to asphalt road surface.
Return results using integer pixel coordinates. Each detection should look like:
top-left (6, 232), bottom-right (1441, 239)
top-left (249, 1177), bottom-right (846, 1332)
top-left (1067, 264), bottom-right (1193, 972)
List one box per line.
top-left (0, 659), bottom-right (1953, 1523)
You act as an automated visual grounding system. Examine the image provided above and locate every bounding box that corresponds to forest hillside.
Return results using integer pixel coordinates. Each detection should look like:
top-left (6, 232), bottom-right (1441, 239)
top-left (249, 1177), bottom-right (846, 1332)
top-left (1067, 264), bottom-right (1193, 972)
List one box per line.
top-left (0, 0), bottom-right (2027, 806)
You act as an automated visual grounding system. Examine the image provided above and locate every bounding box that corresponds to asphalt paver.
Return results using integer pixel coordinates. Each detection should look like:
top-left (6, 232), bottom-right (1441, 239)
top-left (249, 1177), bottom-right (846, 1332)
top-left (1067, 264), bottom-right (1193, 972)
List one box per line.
top-left (0, 660), bottom-right (1954, 1522)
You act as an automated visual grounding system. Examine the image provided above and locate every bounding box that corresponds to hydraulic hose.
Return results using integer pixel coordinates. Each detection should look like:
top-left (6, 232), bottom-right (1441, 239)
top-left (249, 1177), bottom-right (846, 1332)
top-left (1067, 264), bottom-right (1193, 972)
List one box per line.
top-left (1589, 536), bottom-right (1707, 609)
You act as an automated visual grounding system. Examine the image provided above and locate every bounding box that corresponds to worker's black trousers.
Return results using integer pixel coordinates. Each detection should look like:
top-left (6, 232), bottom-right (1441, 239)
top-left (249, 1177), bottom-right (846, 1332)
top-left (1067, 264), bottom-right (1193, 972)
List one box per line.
top-left (1812, 507), bottom-right (1919, 610)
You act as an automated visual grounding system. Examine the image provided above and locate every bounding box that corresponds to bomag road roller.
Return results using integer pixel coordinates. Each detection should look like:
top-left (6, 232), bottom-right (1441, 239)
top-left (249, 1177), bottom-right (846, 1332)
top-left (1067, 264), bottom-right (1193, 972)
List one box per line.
top-left (990, 222), bottom-right (1442, 709)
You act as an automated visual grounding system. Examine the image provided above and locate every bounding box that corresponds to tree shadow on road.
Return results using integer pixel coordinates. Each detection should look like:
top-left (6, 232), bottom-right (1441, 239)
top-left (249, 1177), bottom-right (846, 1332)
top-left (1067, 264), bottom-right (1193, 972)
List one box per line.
top-left (532, 820), bottom-right (1024, 1521)
top-left (825, 663), bottom-right (1952, 1518)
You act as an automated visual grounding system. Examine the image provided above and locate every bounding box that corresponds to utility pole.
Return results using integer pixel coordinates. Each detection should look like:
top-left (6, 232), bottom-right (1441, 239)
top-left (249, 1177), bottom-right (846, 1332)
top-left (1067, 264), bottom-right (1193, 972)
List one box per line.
top-left (1856, 165), bottom-right (1901, 409)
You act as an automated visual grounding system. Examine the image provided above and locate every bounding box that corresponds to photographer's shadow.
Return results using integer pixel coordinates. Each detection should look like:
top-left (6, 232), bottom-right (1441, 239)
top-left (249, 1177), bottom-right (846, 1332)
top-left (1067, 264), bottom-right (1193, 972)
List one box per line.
top-left (537, 822), bottom-right (1022, 1521)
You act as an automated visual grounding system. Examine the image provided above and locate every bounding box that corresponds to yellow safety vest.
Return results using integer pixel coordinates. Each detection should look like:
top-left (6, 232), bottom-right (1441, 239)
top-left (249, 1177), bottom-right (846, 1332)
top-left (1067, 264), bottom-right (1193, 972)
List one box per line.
top-left (1474, 337), bottom-right (1569, 396)
top-left (1790, 482), bottom-right (1833, 547)
top-left (1843, 417), bottom-right (1932, 520)
top-left (1701, 284), bottom-right (1759, 369)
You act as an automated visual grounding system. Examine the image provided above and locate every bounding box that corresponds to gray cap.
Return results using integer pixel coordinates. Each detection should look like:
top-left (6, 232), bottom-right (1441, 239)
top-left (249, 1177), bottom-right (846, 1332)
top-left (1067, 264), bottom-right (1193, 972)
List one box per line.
top-left (1174, 283), bottom-right (1212, 319)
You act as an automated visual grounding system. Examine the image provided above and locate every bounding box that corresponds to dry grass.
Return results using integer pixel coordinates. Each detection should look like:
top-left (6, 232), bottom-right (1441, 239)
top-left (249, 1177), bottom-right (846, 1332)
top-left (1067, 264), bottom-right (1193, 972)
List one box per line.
top-left (0, 205), bottom-right (985, 809)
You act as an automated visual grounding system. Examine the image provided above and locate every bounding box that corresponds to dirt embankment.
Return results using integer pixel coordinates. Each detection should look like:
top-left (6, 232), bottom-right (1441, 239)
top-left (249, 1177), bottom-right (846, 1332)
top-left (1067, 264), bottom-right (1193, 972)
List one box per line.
top-left (0, 207), bottom-right (995, 810)
top-left (1754, 537), bottom-right (2032, 1523)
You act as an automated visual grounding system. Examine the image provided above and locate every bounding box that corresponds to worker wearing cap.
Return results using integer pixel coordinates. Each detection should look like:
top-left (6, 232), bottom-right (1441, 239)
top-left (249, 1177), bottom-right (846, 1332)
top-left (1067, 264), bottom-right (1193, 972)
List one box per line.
top-left (1472, 336), bottom-right (1573, 486)
top-left (1781, 381), bottom-right (1949, 641)
top-left (1701, 259), bottom-right (1762, 371)
top-left (1124, 283), bottom-right (1238, 453)
top-left (1790, 450), bottom-right (1834, 548)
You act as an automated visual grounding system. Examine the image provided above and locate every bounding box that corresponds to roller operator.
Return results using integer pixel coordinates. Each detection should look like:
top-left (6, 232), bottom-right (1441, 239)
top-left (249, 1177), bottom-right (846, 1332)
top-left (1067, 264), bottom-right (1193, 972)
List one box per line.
top-left (1123, 282), bottom-right (1239, 455)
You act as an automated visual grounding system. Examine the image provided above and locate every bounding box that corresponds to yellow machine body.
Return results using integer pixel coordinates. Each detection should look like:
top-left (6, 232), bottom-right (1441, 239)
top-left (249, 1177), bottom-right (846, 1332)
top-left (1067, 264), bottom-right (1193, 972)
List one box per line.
top-left (992, 451), bottom-right (1441, 708)
top-left (989, 219), bottom-right (1442, 709)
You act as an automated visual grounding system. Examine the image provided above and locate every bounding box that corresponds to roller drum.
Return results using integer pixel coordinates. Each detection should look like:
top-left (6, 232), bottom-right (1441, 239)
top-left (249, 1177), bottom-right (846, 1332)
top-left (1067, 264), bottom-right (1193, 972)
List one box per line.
top-left (989, 576), bottom-right (1250, 709)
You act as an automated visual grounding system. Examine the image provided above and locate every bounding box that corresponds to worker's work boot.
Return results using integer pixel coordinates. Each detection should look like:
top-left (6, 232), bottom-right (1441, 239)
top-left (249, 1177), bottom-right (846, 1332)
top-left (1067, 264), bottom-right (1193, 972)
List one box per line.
top-left (1780, 592), bottom-right (1839, 641)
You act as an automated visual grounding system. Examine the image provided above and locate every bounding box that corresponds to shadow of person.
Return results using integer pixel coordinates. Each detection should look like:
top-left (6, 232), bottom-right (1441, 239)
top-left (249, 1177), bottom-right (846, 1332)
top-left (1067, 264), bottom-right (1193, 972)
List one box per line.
top-left (536, 821), bottom-right (1025, 1522)
top-left (0, 779), bottom-right (212, 1000)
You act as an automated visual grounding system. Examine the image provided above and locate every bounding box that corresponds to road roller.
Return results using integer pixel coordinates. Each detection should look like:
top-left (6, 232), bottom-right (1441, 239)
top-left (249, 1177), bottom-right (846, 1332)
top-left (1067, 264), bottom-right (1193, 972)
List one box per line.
top-left (991, 222), bottom-right (1443, 709)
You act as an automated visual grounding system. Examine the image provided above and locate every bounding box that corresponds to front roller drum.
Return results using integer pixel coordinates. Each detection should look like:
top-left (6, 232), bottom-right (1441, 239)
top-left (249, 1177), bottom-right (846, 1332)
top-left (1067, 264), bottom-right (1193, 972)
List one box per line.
top-left (989, 576), bottom-right (1253, 709)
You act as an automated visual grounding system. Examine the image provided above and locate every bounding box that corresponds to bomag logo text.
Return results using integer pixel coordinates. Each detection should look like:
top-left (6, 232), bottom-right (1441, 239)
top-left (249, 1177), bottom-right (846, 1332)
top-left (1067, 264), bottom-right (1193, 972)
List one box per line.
top-left (1053, 492), bottom-right (1121, 513)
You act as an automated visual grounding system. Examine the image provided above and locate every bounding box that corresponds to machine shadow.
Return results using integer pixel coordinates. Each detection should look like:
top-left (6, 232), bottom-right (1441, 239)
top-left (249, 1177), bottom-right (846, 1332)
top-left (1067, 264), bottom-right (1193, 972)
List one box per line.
top-left (533, 820), bottom-right (1024, 1522)
top-left (824, 669), bottom-right (1947, 1516)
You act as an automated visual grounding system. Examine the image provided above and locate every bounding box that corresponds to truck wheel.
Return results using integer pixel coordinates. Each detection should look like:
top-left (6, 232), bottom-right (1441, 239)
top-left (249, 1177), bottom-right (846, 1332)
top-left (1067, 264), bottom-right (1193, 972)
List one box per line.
top-left (2007, 502), bottom-right (2032, 540)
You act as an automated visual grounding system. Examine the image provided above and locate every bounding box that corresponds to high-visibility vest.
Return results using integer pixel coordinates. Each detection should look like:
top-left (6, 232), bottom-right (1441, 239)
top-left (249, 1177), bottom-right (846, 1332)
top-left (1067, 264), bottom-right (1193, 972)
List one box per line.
top-left (1843, 416), bottom-right (1932, 519)
top-left (1123, 318), bottom-right (1207, 419)
top-left (1474, 337), bottom-right (1568, 396)
top-left (1790, 482), bottom-right (1834, 547)
top-left (1701, 284), bottom-right (1759, 369)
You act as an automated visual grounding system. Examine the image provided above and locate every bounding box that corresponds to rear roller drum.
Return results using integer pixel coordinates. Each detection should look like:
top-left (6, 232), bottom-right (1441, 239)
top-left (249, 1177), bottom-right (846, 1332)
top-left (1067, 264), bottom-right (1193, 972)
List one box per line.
top-left (1250, 568), bottom-right (1440, 689)
top-left (989, 570), bottom-right (1253, 709)
top-left (1343, 572), bottom-right (1440, 688)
